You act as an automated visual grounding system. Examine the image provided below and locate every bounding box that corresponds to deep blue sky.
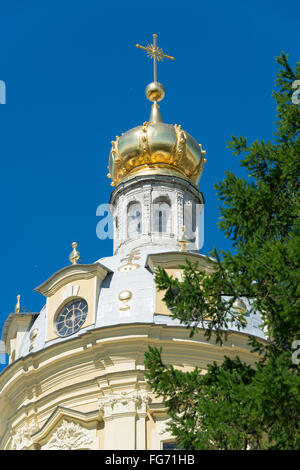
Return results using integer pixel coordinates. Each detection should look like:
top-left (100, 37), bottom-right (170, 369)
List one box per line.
top-left (0, 0), bottom-right (298, 370)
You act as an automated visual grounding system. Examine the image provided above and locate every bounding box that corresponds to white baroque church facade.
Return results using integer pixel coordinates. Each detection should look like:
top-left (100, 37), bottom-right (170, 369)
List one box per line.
top-left (0, 36), bottom-right (264, 450)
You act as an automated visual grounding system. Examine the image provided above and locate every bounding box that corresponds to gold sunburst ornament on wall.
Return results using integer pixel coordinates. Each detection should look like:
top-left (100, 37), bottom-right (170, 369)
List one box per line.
top-left (118, 249), bottom-right (141, 272)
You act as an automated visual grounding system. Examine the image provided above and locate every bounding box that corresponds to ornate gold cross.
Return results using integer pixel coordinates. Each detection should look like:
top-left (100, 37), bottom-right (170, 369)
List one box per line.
top-left (136, 34), bottom-right (175, 83)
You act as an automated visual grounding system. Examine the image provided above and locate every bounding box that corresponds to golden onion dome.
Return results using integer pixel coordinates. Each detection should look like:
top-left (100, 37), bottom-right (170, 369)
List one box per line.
top-left (107, 35), bottom-right (206, 187)
top-left (107, 102), bottom-right (206, 187)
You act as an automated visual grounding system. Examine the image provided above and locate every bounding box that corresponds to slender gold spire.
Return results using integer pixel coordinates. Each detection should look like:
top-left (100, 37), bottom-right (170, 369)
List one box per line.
top-left (136, 34), bottom-right (174, 105)
top-left (107, 35), bottom-right (206, 188)
top-left (69, 242), bottom-right (80, 265)
top-left (149, 101), bottom-right (162, 123)
top-left (15, 294), bottom-right (21, 313)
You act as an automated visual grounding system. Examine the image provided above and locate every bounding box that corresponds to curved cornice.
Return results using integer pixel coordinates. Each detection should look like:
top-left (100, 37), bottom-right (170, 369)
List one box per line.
top-left (31, 406), bottom-right (101, 444)
top-left (34, 263), bottom-right (112, 297)
top-left (109, 173), bottom-right (205, 206)
top-left (146, 251), bottom-right (216, 273)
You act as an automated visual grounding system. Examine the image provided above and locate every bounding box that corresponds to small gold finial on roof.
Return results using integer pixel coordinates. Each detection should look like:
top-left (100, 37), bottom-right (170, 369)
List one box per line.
top-left (136, 34), bottom-right (174, 104)
top-left (69, 242), bottom-right (80, 265)
top-left (178, 226), bottom-right (189, 252)
top-left (15, 294), bottom-right (21, 314)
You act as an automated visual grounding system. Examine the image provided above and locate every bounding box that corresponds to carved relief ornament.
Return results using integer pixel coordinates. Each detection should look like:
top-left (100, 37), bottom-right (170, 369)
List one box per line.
top-left (98, 390), bottom-right (150, 418)
top-left (44, 420), bottom-right (93, 450)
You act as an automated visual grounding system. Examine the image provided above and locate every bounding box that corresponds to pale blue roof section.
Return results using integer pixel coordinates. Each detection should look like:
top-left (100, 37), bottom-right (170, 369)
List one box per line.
top-left (17, 247), bottom-right (266, 359)
top-left (18, 307), bottom-right (46, 357)
top-left (95, 247), bottom-right (159, 328)
top-left (154, 308), bottom-right (265, 340)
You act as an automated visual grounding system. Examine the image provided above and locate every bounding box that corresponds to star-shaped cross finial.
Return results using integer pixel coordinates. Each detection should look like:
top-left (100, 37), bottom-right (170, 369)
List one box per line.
top-left (136, 34), bottom-right (175, 83)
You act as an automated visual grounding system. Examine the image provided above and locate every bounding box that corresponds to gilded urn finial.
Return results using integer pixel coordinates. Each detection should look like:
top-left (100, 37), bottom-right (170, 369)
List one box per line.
top-left (15, 294), bottom-right (21, 314)
top-left (178, 226), bottom-right (189, 252)
top-left (69, 242), bottom-right (80, 265)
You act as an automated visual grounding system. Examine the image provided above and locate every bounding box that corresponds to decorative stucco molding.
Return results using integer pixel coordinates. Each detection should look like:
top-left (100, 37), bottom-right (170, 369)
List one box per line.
top-left (34, 263), bottom-right (111, 297)
top-left (157, 418), bottom-right (172, 435)
top-left (62, 284), bottom-right (80, 301)
top-left (98, 390), bottom-right (150, 418)
top-left (44, 420), bottom-right (93, 450)
top-left (110, 175), bottom-right (204, 254)
top-left (10, 422), bottom-right (38, 450)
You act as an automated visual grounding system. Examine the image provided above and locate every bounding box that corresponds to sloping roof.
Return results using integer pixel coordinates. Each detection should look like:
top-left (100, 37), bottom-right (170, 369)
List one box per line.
top-left (1, 312), bottom-right (39, 350)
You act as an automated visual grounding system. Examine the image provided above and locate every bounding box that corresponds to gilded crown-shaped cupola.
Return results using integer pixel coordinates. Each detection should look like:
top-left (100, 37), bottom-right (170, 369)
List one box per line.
top-left (107, 34), bottom-right (206, 187)
top-left (108, 120), bottom-right (206, 186)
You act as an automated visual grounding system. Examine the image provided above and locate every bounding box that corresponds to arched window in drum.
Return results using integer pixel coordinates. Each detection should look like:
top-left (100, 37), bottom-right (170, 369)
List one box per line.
top-left (153, 199), bottom-right (171, 233)
top-left (127, 201), bottom-right (142, 238)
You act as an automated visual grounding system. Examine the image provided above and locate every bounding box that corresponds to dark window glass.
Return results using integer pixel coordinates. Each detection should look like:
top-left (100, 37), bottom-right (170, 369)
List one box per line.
top-left (162, 442), bottom-right (178, 450)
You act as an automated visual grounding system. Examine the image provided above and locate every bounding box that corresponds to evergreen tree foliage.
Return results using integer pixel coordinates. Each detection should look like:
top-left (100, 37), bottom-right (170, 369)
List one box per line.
top-left (144, 53), bottom-right (300, 450)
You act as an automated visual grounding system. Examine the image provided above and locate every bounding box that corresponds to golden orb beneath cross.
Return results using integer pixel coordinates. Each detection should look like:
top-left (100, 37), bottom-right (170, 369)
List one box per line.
top-left (145, 82), bottom-right (165, 102)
